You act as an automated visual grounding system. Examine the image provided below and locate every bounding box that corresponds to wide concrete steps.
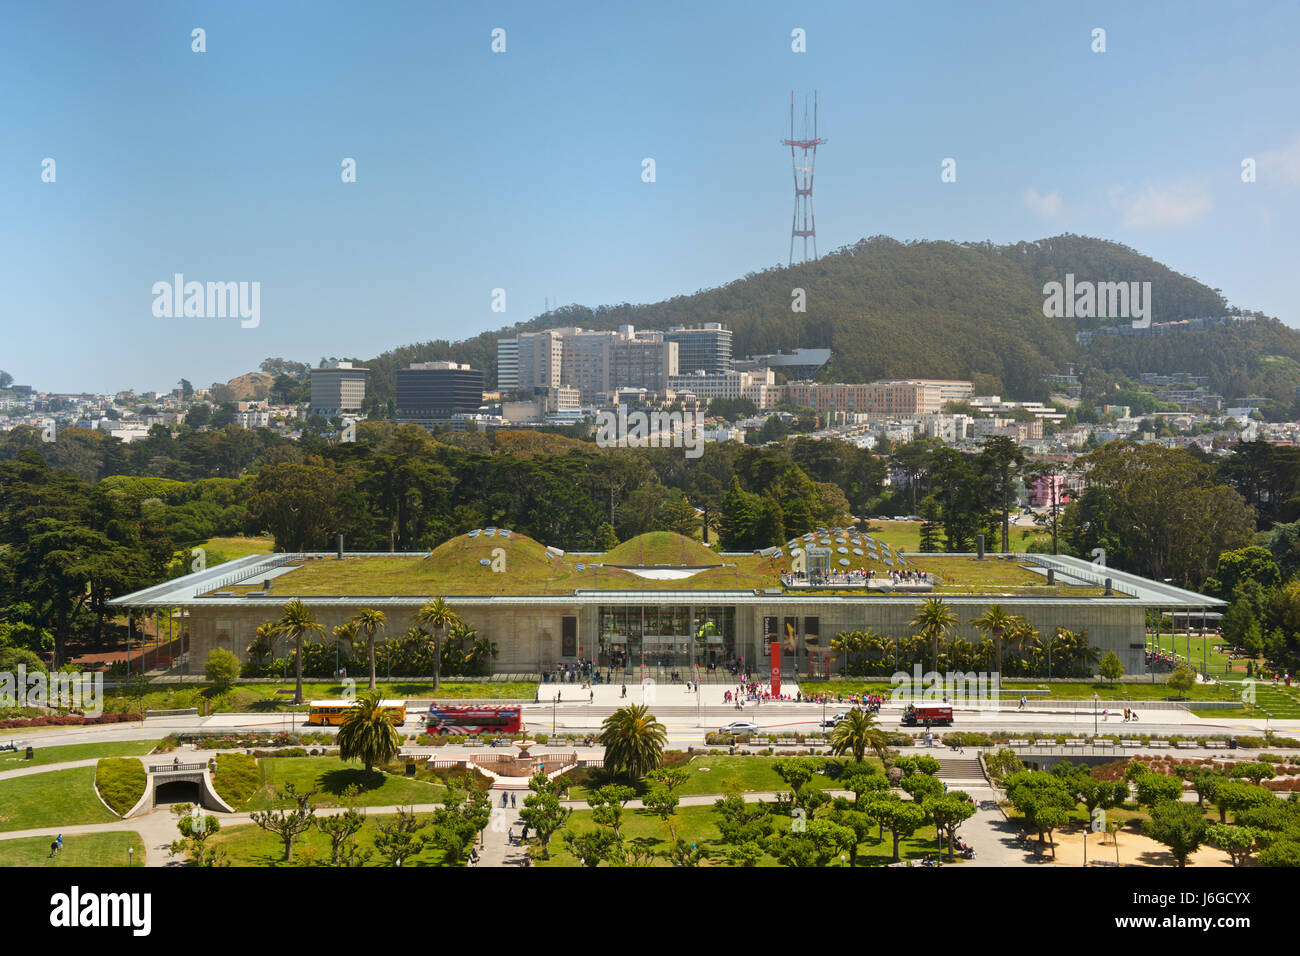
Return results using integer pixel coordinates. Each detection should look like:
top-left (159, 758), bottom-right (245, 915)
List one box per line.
top-left (933, 754), bottom-right (986, 786)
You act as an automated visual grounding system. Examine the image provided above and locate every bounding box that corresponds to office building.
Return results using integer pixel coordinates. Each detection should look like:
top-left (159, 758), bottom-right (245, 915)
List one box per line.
top-left (395, 362), bottom-right (484, 425)
top-left (666, 323), bottom-right (733, 375)
top-left (309, 362), bottom-right (367, 420)
top-left (496, 338), bottom-right (519, 392)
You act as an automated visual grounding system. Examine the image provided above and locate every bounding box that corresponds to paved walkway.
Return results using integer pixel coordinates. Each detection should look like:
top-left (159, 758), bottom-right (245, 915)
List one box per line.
top-left (0, 757), bottom-right (101, 782)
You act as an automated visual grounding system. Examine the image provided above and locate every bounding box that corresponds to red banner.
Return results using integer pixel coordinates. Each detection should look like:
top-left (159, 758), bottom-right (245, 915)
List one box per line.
top-left (770, 640), bottom-right (781, 697)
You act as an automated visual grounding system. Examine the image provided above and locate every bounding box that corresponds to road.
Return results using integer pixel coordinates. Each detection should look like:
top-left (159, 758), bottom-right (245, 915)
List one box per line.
top-left (4, 682), bottom-right (1294, 750)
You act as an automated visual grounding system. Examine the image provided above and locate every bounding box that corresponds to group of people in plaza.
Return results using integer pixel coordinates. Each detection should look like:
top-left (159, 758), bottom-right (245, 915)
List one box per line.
top-left (720, 684), bottom-right (885, 712)
top-left (542, 661), bottom-right (594, 685)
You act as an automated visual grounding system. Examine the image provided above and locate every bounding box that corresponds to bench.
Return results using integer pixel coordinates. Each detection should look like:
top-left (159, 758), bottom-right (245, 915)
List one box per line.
top-left (1121, 739), bottom-right (1142, 747)
top-left (1175, 741), bottom-right (1198, 749)
top-left (1093, 739), bottom-right (1114, 747)
top-left (751, 737), bottom-right (770, 745)
top-left (1008, 739), bottom-right (1030, 747)
top-left (1064, 739), bottom-right (1086, 747)
top-left (775, 738), bottom-right (799, 747)
top-left (1148, 740), bottom-right (1169, 748)
top-left (1206, 741), bottom-right (1229, 749)
top-left (1034, 740), bottom-right (1055, 747)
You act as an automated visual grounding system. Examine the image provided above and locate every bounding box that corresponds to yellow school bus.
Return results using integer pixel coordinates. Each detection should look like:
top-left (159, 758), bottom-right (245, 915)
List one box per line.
top-left (306, 699), bottom-right (407, 726)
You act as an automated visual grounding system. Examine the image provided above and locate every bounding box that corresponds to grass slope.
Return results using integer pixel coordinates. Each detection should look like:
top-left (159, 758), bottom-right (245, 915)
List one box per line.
top-left (0, 767), bottom-right (119, 831)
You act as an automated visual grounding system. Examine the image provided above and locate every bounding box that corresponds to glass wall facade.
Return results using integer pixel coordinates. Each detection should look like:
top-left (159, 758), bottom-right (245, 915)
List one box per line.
top-left (596, 605), bottom-right (737, 678)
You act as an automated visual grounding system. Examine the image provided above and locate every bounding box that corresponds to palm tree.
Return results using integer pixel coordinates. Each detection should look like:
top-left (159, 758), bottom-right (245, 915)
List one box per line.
top-left (971, 604), bottom-right (1025, 677)
top-left (414, 598), bottom-right (462, 690)
top-left (1002, 620), bottom-right (1037, 676)
top-left (332, 620), bottom-right (360, 673)
top-left (910, 597), bottom-right (957, 673)
top-left (828, 708), bottom-right (889, 763)
top-left (274, 599), bottom-right (324, 704)
top-left (830, 631), bottom-right (866, 677)
top-left (337, 690), bottom-right (401, 774)
top-left (246, 622), bottom-right (276, 668)
top-left (352, 608), bottom-right (387, 691)
top-left (598, 704), bottom-right (667, 783)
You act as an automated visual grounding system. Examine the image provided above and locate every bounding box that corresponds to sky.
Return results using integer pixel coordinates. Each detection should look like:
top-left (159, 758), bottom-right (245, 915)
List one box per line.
top-left (3, 0), bottom-right (1299, 394)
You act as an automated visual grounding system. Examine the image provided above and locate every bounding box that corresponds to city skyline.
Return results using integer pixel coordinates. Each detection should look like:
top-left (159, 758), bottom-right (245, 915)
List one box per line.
top-left (5, 0), bottom-right (1300, 393)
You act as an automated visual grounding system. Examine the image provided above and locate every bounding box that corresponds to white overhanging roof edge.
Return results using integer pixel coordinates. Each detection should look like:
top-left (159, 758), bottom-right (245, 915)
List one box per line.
top-left (106, 550), bottom-right (1225, 610)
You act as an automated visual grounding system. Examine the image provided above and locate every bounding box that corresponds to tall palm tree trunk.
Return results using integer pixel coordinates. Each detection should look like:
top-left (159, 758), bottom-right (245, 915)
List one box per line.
top-left (434, 627), bottom-right (442, 690)
top-left (294, 636), bottom-right (304, 704)
top-left (368, 638), bottom-right (377, 691)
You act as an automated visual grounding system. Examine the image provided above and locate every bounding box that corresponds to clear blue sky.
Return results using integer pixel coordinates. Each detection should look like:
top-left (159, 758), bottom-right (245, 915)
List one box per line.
top-left (4, 0), bottom-right (1299, 393)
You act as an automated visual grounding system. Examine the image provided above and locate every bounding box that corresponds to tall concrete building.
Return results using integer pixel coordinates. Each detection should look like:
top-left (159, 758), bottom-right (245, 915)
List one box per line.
top-left (309, 362), bottom-right (367, 420)
top-left (496, 338), bottom-right (519, 392)
top-left (517, 329), bottom-right (566, 391)
top-left (666, 323), bottom-right (733, 375)
top-left (395, 362), bottom-right (483, 425)
top-left (515, 325), bottom-right (677, 403)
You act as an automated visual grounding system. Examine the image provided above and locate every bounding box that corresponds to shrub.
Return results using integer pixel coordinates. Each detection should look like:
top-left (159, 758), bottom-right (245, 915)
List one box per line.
top-left (203, 649), bottom-right (241, 691)
top-left (95, 757), bottom-right (147, 815)
top-left (0, 712), bottom-right (140, 729)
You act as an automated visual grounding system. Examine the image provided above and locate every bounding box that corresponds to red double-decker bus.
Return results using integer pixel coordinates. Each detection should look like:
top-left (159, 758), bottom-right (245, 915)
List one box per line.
top-left (426, 704), bottom-right (523, 736)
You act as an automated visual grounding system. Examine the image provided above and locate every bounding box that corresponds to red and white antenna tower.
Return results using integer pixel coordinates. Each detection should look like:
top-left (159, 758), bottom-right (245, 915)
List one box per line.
top-left (782, 91), bottom-right (826, 266)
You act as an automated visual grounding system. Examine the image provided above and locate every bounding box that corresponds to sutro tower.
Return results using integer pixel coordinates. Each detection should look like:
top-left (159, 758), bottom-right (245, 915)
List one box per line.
top-left (782, 91), bottom-right (826, 266)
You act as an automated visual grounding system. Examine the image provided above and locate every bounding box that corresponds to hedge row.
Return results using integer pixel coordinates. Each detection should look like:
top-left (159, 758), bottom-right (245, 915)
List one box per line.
top-left (0, 713), bottom-right (141, 729)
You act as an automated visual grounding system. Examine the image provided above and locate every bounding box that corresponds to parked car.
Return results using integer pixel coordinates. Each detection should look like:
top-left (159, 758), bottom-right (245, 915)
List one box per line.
top-left (718, 721), bottom-right (760, 735)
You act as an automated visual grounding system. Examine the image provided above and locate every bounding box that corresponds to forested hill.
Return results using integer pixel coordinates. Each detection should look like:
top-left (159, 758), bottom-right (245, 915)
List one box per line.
top-left (351, 234), bottom-right (1294, 410)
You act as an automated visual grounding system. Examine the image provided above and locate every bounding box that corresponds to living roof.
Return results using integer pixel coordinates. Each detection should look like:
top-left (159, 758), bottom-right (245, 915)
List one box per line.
top-left (171, 530), bottom-right (1128, 601)
top-left (108, 530), bottom-right (1225, 609)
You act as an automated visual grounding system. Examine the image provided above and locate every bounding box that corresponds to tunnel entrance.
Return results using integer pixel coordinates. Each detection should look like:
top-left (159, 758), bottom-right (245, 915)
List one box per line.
top-left (154, 779), bottom-right (203, 807)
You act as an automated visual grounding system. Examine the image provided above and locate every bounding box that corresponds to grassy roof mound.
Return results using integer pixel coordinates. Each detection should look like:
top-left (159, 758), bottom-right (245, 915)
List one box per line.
top-left (601, 532), bottom-right (720, 568)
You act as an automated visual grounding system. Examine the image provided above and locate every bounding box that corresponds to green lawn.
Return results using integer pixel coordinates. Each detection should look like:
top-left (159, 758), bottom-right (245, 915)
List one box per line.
top-left (0, 831), bottom-right (144, 867)
top-left (1247, 684), bottom-right (1300, 719)
top-left (539, 803), bottom-right (945, 867)
top-left (0, 740), bottom-right (159, 770)
top-left (1147, 632), bottom-right (1251, 681)
top-left (0, 766), bottom-right (120, 832)
top-left (807, 679), bottom-right (1240, 703)
top-left (104, 680), bottom-right (536, 715)
top-left (208, 813), bottom-right (451, 866)
top-left (196, 536), bottom-right (276, 561)
top-left (236, 756), bottom-right (449, 811)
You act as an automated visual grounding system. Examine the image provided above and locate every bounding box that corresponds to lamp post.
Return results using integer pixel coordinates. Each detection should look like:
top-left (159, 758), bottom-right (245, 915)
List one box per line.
top-left (1093, 693), bottom-right (1099, 737)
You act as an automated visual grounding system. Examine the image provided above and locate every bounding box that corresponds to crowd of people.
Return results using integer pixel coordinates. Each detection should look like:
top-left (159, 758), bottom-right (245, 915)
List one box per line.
top-left (721, 684), bottom-right (885, 712)
top-left (542, 661), bottom-right (594, 684)
top-left (781, 568), bottom-right (933, 589)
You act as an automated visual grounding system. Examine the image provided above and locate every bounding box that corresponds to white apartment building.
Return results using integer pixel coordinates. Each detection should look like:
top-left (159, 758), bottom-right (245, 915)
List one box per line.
top-left (496, 338), bottom-right (519, 392)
